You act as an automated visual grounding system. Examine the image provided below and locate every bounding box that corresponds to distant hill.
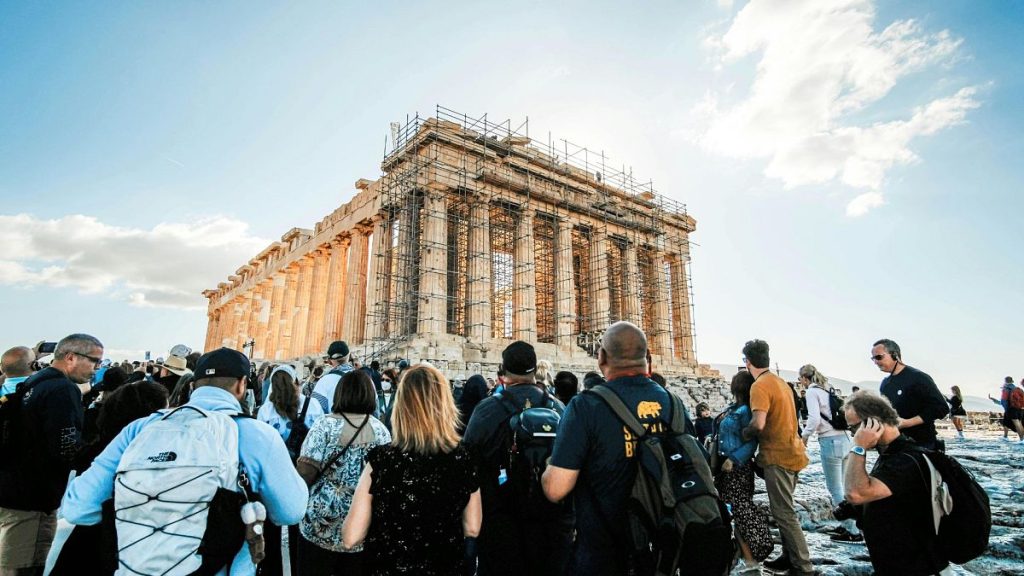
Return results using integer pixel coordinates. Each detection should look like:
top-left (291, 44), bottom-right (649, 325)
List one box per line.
top-left (709, 364), bottom-right (997, 413)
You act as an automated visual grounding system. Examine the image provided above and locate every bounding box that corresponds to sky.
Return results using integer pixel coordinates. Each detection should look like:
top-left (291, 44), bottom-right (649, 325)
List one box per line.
top-left (2, 1), bottom-right (1021, 397)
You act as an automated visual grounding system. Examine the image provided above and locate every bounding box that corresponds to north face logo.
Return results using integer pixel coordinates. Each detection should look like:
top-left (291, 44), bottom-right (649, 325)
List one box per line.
top-left (147, 451), bottom-right (177, 463)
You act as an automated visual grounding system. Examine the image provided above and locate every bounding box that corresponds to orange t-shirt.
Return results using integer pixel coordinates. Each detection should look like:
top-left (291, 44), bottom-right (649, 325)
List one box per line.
top-left (749, 372), bottom-right (809, 472)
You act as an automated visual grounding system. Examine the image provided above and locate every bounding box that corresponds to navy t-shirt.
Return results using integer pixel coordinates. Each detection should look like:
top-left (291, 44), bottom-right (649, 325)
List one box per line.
top-left (549, 375), bottom-right (679, 571)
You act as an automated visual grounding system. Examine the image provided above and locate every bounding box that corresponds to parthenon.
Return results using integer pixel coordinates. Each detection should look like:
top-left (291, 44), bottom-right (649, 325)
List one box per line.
top-left (203, 106), bottom-right (703, 376)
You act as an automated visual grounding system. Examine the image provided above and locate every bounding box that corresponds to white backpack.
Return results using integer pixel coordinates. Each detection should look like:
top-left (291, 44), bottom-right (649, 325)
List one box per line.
top-left (114, 406), bottom-right (240, 576)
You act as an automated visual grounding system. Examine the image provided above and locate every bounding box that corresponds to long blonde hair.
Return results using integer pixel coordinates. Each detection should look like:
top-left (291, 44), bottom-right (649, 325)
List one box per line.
top-left (798, 364), bottom-right (828, 387)
top-left (391, 364), bottom-right (460, 455)
top-left (536, 359), bottom-right (554, 388)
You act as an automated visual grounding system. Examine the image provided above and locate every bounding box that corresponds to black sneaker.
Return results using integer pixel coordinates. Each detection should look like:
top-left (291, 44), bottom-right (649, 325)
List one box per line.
top-left (829, 529), bottom-right (864, 544)
top-left (763, 555), bottom-right (792, 573)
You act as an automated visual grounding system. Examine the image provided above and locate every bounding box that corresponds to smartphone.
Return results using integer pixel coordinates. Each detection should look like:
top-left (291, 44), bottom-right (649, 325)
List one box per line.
top-left (39, 342), bottom-right (57, 354)
top-left (144, 350), bottom-right (151, 361)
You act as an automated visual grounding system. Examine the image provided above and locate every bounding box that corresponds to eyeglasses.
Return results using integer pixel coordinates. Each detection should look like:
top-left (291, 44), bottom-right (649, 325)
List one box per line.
top-left (74, 352), bottom-right (104, 367)
top-left (870, 354), bottom-right (886, 361)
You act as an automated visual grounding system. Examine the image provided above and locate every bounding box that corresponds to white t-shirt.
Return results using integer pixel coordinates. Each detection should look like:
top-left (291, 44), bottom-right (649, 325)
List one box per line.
top-left (256, 396), bottom-right (325, 442)
top-left (802, 385), bottom-right (846, 440)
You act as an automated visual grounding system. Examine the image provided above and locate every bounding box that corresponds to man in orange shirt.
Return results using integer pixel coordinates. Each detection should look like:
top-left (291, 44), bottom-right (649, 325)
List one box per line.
top-left (741, 339), bottom-right (815, 576)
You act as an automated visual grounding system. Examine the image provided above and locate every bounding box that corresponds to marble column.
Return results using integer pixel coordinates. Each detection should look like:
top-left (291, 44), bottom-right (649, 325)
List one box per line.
top-left (277, 264), bottom-right (299, 359)
top-left (554, 218), bottom-right (576, 348)
top-left (266, 272), bottom-right (287, 360)
top-left (513, 208), bottom-right (536, 341)
top-left (218, 300), bottom-right (234, 348)
top-left (322, 235), bottom-right (350, 348)
top-left (669, 253), bottom-right (695, 365)
top-left (205, 313), bottom-right (218, 352)
top-left (588, 228), bottom-right (611, 332)
top-left (394, 197), bottom-right (420, 336)
top-left (622, 241), bottom-right (643, 325)
top-left (466, 196), bottom-right (492, 343)
top-left (291, 255), bottom-right (315, 356)
top-left (651, 251), bottom-right (674, 358)
top-left (417, 191), bottom-right (448, 336)
top-left (365, 213), bottom-right (391, 341)
top-left (239, 289), bottom-right (256, 351)
top-left (254, 280), bottom-right (274, 359)
top-left (342, 223), bottom-right (372, 345)
top-left (305, 247), bottom-right (331, 354)
top-left (229, 298), bottom-right (245, 349)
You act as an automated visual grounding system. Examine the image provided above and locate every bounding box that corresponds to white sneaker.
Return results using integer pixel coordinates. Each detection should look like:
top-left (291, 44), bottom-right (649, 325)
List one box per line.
top-left (1001, 437), bottom-right (1011, 442)
top-left (737, 564), bottom-right (763, 576)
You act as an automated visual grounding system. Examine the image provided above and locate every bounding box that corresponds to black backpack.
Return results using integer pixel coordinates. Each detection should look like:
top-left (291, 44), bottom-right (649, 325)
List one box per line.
top-left (905, 446), bottom-right (991, 565)
top-left (819, 387), bottom-right (848, 431)
top-left (589, 386), bottom-right (734, 576)
top-left (497, 390), bottom-right (567, 521)
top-left (0, 379), bottom-right (38, 466)
top-left (285, 395), bottom-right (313, 462)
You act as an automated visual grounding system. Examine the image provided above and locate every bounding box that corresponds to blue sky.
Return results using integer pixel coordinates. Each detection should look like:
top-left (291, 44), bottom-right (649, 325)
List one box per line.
top-left (2, 1), bottom-right (1021, 397)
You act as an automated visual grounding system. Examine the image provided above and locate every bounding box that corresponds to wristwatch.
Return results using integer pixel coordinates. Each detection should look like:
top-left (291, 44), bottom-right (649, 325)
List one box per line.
top-left (849, 445), bottom-right (867, 457)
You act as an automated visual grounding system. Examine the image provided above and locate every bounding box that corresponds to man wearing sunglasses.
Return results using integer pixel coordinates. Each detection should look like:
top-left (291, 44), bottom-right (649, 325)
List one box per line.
top-left (842, 390), bottom-right (951, 576)
top-left (870, 339), bottom-right (948, 451)
top-left (0, 333), bottom-right (103, 575)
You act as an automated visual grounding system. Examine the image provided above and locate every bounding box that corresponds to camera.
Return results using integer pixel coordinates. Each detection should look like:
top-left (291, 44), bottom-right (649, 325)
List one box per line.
top-left (832, 500), bottom-right (862, 522)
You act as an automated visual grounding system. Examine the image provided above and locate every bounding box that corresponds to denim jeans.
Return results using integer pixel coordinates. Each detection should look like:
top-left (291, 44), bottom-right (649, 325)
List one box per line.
top-left (819, 433), bottom-right (859, 534)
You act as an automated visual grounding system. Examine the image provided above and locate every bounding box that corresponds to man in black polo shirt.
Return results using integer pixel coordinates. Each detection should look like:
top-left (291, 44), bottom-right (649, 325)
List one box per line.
top-left (463, 341), bottom-right (572, 576)
top-left (542, 321), bottom-right (693, 576)
top-left (871, 339), bottom-right (949, 450)
top-left (843, 391), bottom-right (949, 576)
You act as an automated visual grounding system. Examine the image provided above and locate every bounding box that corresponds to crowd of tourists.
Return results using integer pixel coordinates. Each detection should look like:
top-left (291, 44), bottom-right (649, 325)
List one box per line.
top-left (0, 327), bottom-right (998, 576)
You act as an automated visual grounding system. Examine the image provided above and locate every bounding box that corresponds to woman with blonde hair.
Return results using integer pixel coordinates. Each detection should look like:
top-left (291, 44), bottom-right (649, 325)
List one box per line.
top-left (798, 364), bottom-right (861, 543)
top-left (535, 359), bottom-right (554, 391)
top-left (343, 364), bottom-right (481, 575)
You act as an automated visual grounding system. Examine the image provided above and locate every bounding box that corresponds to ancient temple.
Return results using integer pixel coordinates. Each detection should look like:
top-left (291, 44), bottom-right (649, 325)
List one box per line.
top-left (203, 107), bottom-right (704, 376)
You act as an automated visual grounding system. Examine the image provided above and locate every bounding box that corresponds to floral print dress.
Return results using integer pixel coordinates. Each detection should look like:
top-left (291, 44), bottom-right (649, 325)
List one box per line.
top-left (298, 413), bottom-right (391, 552)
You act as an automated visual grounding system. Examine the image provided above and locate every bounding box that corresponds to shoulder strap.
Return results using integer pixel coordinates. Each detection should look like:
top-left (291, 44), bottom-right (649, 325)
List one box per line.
top-left (296, 394), bottom-right (312, 422)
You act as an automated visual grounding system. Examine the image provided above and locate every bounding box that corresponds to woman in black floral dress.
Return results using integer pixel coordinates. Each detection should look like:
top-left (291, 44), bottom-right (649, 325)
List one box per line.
top-left (343, 364), bottom-right (482, 575)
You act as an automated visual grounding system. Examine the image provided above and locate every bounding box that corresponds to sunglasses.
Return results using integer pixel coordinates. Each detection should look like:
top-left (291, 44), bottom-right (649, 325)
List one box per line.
top-left (870, 354), bottom-right (886, 361)
top-left (848, 420), bottom-right (862, 434)
top-left (74, 352), bottom-right (104, 367)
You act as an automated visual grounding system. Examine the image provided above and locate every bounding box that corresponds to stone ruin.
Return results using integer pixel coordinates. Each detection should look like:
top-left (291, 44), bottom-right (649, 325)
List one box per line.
top-left (202, 106), bottom-right (723, 393)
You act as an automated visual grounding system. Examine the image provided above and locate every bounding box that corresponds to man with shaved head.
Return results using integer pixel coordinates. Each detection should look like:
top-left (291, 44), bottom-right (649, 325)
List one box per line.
top-left (1, 334), bottom-right (103, 575)
top-left (542, 321), bottom-right (693, 575)
top-left (1, 346), bottom-right (36, 397)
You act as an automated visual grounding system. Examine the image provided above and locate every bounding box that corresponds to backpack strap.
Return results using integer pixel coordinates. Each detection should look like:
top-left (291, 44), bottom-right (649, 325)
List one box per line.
top-left (295, 395), bottom-right (312, 424)
top-left (309, 415), bottom-right (370, 487)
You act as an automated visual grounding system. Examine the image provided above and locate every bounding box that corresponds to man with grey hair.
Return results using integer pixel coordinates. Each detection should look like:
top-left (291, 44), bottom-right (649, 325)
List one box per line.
top-left (0, 333), bottom-right (103, 575)
top-left (543, 321), bottom-right (693, 575)
top-left (1, 346), bottom-right (36, 397)
top-left (842, 390), bottom-right (949, 575)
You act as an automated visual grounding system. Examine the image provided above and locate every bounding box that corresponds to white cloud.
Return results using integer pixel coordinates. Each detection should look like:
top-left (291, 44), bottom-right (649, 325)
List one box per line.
top-left (0, 214), bottom-right (268, 309)
top-left (690, 0), bottom-right (979, 215)
top-left (845, 191), bottom-right (885, 217)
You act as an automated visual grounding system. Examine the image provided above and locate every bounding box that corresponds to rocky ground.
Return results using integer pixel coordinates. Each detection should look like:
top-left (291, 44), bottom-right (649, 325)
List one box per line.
top-left (751, 428), bottom-right (1024, 575)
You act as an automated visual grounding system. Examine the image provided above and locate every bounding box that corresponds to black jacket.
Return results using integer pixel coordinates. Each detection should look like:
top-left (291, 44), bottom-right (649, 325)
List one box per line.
top-left (0, 367), bottom-right (84, 511)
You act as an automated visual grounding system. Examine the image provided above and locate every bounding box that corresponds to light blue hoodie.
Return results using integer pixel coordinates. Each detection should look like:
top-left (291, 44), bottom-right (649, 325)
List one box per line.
top-left (62, 386), bottom-right (308, 576)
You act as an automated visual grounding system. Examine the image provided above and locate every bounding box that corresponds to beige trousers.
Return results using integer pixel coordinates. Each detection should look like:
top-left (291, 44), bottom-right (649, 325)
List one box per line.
top-left (762, 465), bottom-right (813, 574)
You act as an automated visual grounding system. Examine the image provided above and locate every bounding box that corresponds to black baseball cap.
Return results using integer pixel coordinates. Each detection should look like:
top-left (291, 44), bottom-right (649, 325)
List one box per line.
top-left (195, 348), bottom-right (250, 380)
top-left (327, 340), bottom-right (350, 360)
top-left (501, 341), bottom-right (537, 376)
